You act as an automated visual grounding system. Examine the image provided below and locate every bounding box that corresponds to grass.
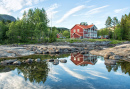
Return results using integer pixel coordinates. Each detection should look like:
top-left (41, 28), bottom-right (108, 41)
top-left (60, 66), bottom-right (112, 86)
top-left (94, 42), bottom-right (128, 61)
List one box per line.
top-left (109, 40), bottom-right (125, 44)
top-left (57, 38), bottom-right (126, 44)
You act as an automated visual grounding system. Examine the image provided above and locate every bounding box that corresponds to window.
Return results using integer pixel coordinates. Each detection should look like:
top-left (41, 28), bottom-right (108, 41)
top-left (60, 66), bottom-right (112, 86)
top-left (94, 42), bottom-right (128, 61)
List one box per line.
top-left (78, 58), bottom-right (80, 61)
top-left (74, 57), bottom-right (76, 60)
top-left (74, 29), bottom-right (76, 33)
top-left (77, 29), bottom-right (80, 32)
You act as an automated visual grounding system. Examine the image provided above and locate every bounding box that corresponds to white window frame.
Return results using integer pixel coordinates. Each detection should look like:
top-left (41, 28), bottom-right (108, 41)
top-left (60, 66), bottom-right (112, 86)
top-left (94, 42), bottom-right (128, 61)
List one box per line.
top-left (77, 29), bottom-right (80, 32)
top-left (74, 29), bottom-right (76, 33)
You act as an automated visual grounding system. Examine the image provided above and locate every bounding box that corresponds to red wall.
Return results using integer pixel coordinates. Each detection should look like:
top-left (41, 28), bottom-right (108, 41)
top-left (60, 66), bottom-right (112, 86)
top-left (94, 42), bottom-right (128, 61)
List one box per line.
top-left (70, 25), bottom-right (83, 38)
top-left (57, 34), bottom-right (60, 38)
top-left (71, 53), bottom-right (84, 65)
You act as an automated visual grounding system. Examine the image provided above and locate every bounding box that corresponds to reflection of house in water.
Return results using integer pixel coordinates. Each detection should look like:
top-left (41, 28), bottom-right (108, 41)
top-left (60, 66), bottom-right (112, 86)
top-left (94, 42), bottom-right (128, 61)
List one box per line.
top-left (71, 53), bottom-right (97, 66)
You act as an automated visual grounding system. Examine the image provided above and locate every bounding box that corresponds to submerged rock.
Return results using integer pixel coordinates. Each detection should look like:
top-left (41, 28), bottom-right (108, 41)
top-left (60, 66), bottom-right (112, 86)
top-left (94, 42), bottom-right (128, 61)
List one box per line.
top-left (53, 59), bottom-right (59, 65)
top-left (25, 58), bottom-right (33, 63)
top-left (35, 58), bottom-right (41, 62)
top-left (13, 61), bottom-right (21, 65)
top-left (105, 59), bottom-right (117, 65)
top-left (1, 59), bottom-right (17, 65)
top-left (47, 59), bottom-right (54, 62)
top-left (60, 59), bottom-right (67, 63)
top-left (104, 52), bottom-right (115, 59)
top-left (109, 55), bottom-right (121, 60)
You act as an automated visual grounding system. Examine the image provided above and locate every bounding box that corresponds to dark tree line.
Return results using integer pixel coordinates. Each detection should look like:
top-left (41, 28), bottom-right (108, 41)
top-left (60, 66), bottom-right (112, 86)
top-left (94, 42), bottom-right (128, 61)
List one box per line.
top-left (98, 13), bottom-right (130, 41)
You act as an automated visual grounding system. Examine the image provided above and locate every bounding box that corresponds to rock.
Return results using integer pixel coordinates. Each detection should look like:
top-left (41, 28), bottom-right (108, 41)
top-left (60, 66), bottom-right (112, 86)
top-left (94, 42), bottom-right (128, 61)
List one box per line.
top-left (105, 59), bottom-right (117, 65)
top-left (80, 51), bottom-right (85, 54)
top-left (128, 56), bottom-right (130, 59)
top-left (109, 55), bottom-right (121, 60)
top-left (64, 49), bottom-right (69, 53)
top-left (35, 58), bottom-right (41, 62)
top-left (13, 61), bottom-right (21, 65)
top-left (47, 59), bottom-right (54, 62)
top-left (104, 52), bottom-right (115, 59)
top-left (49, 50), bottom-right (56, 54)
top-left (7, 50), bottom-right (14, 53)
top-left (1, 59), bottom-right (17, 65)
top-left (43, 51), bottom-right (49, 54)
top-left (53, 59), bottom-right (59, 65)
top-left (25, 58), bottom-right (33, 63)
top-left (36, 50), bottom-right (43, 54)
top-left (60, 59), bottom-right (67, 63)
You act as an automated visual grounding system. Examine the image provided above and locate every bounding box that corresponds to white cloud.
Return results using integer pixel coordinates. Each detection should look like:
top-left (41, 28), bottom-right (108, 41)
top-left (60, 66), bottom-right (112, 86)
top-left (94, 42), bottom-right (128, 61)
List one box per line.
top-left (59, 63), bottom-right (87, 80)
top-left (56, 5), bottom-right (85, 23)
top-left (86, 5), bottom-right (95, 8)
top-left (20, 7), bottom-right (33, 14)
top-left (114, 8), bottom-right (128, 13)
top-left (46, 3), bottom-right (59, 19)
top-left (85, 5), bottom-right (109, 16)
top-left (0, 71), bottom-right (51, 89)
top-left (115, 71), bottom-right (129, 77)
top-left (0, 0), bottom-right (45, 15)
top-left (0, 6), bottom-right (11, 15)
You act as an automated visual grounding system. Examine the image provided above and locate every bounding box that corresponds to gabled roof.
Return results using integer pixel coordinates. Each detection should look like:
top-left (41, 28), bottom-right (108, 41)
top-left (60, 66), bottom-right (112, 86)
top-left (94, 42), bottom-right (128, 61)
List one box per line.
top-left (77, 24), bottom-right (94, 29)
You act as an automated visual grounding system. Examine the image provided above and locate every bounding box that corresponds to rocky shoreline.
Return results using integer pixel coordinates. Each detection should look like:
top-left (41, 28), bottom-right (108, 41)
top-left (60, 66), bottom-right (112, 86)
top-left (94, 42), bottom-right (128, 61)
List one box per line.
top-left (90, 44), bottom-right (130, 62)
top-left (0, 41), bottom-right (129, 61)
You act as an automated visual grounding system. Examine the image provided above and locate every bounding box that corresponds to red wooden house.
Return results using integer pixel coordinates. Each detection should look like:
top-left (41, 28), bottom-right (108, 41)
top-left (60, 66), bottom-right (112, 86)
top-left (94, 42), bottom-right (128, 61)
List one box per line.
top-left (71, 53), bottom-right (97, 66)
top-left (70, 22), bottom-right (98, 39)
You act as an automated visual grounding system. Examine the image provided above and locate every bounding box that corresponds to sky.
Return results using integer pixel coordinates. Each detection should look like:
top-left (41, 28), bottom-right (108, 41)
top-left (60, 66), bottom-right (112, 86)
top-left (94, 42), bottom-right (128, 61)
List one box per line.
top-left (0, 0), bottom-right (130, 29)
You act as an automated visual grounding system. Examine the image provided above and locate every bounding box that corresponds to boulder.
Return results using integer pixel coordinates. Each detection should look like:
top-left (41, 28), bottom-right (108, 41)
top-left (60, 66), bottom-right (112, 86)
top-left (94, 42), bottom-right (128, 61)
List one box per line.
top-left (36, 50), bottom-right (43, 54)
top-left (109, 55), bottom-right (121, 60)
top-left (35, 58), bottom-right (41, 62)
top-left (25, 58), bottom-right (33, 63)
top-left (47, 59), bottom-right (54, 62)
top-left (105, 59), bottom-right (117, 65)
top-left (53, 59), bottom-right (59, 65)
top-left (104, 52), bottom-right (115, 59)
top-left (60, 59), bottom-right (67, 63)
top-left (80, 51), bottom-right (85, 54)
top-left (13, 61), bottom-right (21, 65)
top-left (7, 50), bottom-right (14, 53)
top-left (43, 51), bottom-right (49, 54)
top-left (1, 59), bottom-right (17, 65)
top-left (64, 49), bottom-right (69, 53)
top-left (49, 50), bottom-right (56, 54)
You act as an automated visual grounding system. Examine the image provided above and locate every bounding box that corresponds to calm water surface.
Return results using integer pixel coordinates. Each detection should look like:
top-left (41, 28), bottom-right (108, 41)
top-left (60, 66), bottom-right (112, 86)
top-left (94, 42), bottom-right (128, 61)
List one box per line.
top-left (0, 53), bottom-right (130, 89)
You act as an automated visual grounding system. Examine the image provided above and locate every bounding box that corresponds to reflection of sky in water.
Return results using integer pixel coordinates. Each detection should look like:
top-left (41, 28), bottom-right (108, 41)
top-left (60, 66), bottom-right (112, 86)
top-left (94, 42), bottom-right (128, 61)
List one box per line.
top-left (0, 55), bottom-right (130, 89)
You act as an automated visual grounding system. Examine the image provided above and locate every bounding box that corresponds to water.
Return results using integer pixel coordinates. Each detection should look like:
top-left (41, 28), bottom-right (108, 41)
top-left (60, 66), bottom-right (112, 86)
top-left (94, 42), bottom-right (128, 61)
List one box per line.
top-left (0, 53), bottom-right (130, 89)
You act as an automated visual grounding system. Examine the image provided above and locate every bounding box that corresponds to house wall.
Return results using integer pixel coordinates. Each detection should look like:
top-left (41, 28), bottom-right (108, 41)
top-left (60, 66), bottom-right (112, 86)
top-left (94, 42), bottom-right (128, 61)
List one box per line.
top-left (83, 26), bottom-right (97, 38)
top-left (57, 34), bottom-right (60, 38)
top-left (70, 25), bottom-right (83, 38)
top-left (71, 53), bottom-right (84, 65)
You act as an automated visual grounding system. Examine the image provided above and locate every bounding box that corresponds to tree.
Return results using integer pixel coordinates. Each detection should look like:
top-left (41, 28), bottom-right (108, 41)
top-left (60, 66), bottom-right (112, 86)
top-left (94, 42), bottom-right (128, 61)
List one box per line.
top-left (105, 16), bottom-right (112, 38)
top-left (63, 30), bottom-right (70, 38)
top-left (6, 22), bottom-right (19, 43)
top-left (112, 17), bottom-right (119, 39)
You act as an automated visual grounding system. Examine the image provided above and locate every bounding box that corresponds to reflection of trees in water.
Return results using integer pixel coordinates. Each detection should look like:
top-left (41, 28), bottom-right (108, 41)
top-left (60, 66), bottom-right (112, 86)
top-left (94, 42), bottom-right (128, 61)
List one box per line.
top-left (105, 61), bottom-right (130, 76)
top-left (106, 65), bottom-right (119, 72)
top-left (0, 62), bottom-right (49, 84)
top-left (0, 54), bottom-right (70, 83)
top-left (118, 62), bottom-right (130, 76)
top-left (17, 62), bottom-right (49, 84)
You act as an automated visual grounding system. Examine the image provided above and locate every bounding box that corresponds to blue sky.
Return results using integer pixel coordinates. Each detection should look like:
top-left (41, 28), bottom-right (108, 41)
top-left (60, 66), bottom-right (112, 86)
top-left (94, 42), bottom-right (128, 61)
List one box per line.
top-left (0, 0), bottom-right (130, 29)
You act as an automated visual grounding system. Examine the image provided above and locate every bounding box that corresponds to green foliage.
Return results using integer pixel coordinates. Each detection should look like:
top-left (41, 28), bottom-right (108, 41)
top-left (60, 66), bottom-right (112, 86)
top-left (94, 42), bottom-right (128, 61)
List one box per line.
top-left (0, 8), bottom-right (50, 44)
top-left (99, 13), bottom-right (130, 41)
top-left (109, 40), bottom-right (125, 44)
top-left (63, 30), bottom-right (70, 38)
